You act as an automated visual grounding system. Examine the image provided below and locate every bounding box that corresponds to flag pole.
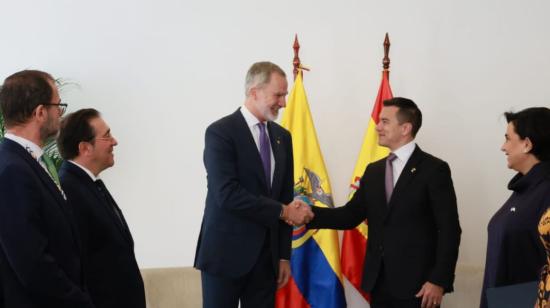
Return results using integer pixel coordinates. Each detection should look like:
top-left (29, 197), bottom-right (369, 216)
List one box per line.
top-left (293, 34), bottom-right (301, 81)
top-left (340, 33), bottom-right (394, 302)
top-left (383, 33), bottom-right (391, 75)
top-left (277, 33), bottom-right (347, 308)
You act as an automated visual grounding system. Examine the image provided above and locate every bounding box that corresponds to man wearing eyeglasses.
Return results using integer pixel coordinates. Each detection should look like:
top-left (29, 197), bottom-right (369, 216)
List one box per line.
top-left (55, 108), bottom-right (145, 308)
top-left (0, 70), bottom-right (95, 308)
top-left (57, 109), bottom-right (145, 308)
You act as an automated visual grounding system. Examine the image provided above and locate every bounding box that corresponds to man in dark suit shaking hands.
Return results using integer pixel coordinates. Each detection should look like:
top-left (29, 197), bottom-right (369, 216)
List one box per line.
top-left (0, 70), bottom-right (94, 307)
top-left (194, 61), bottom-right (312, 308)
top-left (56, 108), bottom-right (145, 308)
top-left (306, 97), bottom-right (461, 308)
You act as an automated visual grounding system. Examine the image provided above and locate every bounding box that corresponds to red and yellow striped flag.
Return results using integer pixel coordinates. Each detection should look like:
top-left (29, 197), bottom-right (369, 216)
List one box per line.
top-left (341, 70), bottom-right (392, 301)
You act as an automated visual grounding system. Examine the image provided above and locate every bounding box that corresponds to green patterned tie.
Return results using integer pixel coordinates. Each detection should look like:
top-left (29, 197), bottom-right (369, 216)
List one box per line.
top-left (40, 154), bottom-right (60, 186)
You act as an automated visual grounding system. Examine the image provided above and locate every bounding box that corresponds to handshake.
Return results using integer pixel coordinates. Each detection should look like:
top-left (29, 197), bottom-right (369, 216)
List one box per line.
top-left (281, 199), bottom-right (314, 226)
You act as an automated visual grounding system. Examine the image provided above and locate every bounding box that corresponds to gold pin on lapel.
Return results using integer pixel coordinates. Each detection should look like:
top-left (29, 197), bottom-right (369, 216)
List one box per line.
top-left (411, 167), bottom-right (416, 173)
top-left (277, 138), bottom-right (281, 144)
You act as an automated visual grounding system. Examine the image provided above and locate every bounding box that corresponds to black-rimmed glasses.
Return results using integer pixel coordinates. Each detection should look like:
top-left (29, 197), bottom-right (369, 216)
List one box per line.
top-left (42, 103), bottom-right (68, 115)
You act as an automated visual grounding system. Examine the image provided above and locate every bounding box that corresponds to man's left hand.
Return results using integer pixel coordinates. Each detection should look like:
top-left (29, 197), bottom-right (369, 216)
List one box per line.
top-left (415, 281), bottom-right (444, 308)
top-left (277, 260), bottom-right (291, 289)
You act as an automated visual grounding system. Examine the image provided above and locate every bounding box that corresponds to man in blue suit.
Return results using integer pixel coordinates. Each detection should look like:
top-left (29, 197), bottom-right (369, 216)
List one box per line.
top-left (0, 70), bottom-right (94, 307)
top-left (56, 108), bottom-right (145, 308)
top-left (194, 61), bottom-right (313, 308)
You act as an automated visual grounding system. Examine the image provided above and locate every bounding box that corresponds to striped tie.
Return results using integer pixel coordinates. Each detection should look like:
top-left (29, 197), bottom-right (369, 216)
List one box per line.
top-left (258, 122), bottom-right (271, 190)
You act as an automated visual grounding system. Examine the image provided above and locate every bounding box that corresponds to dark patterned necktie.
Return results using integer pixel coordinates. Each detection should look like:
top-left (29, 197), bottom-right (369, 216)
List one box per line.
top-left (95, 179), bottom-right (123, 224)
top-left (385, 153), bottom-right (398, 203)
top-left (258, 122), bottom-right (271, 190)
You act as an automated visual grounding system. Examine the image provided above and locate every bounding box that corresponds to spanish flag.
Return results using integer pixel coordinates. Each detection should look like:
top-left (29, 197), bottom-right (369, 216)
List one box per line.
top-left (341, 70), bottom-right (392, 301)
top-left (275, 71), bottom-right (346, 308)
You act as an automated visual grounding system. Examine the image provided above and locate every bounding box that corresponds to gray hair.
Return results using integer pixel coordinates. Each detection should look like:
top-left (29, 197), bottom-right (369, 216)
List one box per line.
top-left (244, 61), bottom-right (286, 96)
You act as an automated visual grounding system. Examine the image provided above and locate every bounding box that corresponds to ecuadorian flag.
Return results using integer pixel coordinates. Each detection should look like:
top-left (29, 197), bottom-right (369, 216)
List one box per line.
top-left (275, 71), bottom-right (346, 308)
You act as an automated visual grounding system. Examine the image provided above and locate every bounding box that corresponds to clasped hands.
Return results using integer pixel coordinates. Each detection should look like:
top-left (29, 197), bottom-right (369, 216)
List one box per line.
top-left (281, 199), bottom-right (314, 226)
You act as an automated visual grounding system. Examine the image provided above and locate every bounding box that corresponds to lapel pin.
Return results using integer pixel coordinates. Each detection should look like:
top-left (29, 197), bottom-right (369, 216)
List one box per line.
top-left (277, 138), bottom-right (281, 145)
top-left (511, 207), bottom-right (516, 212)
top-left (411, 167), bottom-right (416, 173)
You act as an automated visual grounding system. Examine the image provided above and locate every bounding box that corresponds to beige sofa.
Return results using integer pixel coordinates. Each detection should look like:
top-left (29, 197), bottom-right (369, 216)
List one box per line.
top-left (141, 267), bottom-right (202, 308)
top-left (444, 264), bottom-right (484, 308)
top-left (140, 264), bottom-right (484, 307)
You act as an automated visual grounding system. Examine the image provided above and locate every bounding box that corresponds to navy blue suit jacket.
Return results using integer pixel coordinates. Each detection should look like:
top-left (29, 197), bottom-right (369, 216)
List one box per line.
top-left (309, 146), bottom-right (461, 298)
top-left (59, 161), bottom-right (145, 308)
top-left (0, 138), bottom-right (94, 308)
top-left (194, 108), bottom-right (294, 278)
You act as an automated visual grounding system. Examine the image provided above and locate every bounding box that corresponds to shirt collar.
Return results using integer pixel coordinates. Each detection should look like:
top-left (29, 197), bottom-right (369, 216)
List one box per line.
top-left (392, 140), bottom-right (416, 162)
top-left (4, 132), bottom-right (44, 159)
top-left (68, 160), bottom-right (98, 181)
top-left (240, 105), bottom-right (266, 128)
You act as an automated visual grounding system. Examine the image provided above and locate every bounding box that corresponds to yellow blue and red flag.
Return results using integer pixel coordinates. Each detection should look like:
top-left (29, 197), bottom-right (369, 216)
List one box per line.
top-left (275, 71), bottom-right (346, 308)
top-left (341, 70), bottom-right (392, 301)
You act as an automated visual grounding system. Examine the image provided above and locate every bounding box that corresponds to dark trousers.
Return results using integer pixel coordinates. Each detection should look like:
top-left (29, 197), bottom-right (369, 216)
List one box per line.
top-left (370, 262), bottom-right (422, 308)
top-left (201, 238), bottom-right (276, 308)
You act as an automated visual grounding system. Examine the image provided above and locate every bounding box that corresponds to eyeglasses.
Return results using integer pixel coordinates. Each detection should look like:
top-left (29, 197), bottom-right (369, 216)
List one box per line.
top-left (95, 136), bottom-right (116, 142)
top-left (42, 103), bottom-right (68, 115)
top-left (94, 131), bottom-right (116, 142)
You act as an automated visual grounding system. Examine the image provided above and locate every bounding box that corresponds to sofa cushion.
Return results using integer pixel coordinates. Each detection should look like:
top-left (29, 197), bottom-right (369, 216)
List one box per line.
top-left (141, 267), bottom-right (202, 308)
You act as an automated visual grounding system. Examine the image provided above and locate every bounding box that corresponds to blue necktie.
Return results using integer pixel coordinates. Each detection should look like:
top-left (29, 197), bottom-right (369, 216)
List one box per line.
top-left (258, 122), bottom-right (271, 190)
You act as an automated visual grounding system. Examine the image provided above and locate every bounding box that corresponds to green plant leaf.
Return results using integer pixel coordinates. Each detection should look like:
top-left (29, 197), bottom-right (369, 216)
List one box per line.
top-left (43, 137), bottom-right (63, 170)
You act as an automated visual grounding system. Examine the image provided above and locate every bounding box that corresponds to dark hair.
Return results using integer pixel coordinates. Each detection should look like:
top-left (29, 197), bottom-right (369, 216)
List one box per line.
top-left (504, 107), bottom-right (550, 161)
top-left (383, 97), bottom-right (423, 137)
top-left (57, 108), bottom-right (100, 160)
top-left (0, 70), bottom-right (55, 127)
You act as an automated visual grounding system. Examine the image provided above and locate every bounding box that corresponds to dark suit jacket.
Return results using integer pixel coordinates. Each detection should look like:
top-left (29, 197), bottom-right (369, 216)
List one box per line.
top-left (194, 108), bottom-right (294, 278)
top-left (0, 138), bottom-right (94, 308)
top-left (309, 145), bottom-right (461, 298)
top-left (59, 161), bottom-right (145, 308)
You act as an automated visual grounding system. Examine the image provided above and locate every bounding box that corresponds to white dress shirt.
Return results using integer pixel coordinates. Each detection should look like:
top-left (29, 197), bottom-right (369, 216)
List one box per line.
top-left (68, 160), bottom-right (98, 181)
top-left (240, 106), bottom-right (275, 185)
top-left (390, 140), bottom-right (416, 185)
top-left (4, 132), bottom-right (50, 174)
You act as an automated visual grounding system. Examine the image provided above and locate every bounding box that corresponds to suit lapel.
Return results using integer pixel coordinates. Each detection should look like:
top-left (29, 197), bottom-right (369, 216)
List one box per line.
top-left (19, 145), bottom-right (67, 207)
top-left (2, 140), bottom-right (80, 250)
top-left (63, 162), bottom-right (134, 245)
top-left (387, 146), bottom-right (424, 210)
top-left (4, 140), bottom-right (67, 209)
top-left (367, 160), bottom-right (392, 218)
top-left (98, 186), bottom-right (134, 246)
